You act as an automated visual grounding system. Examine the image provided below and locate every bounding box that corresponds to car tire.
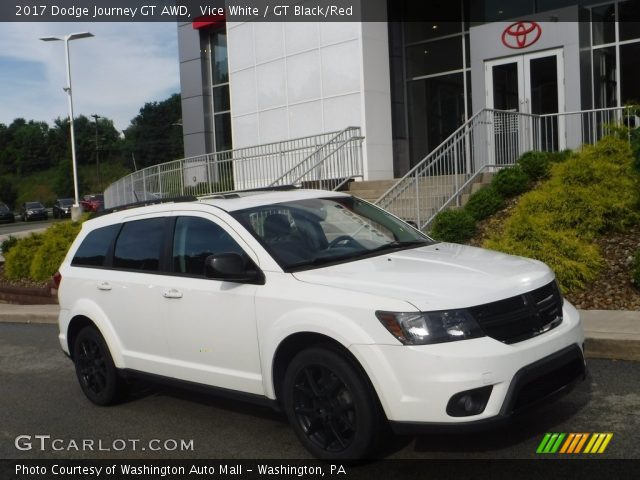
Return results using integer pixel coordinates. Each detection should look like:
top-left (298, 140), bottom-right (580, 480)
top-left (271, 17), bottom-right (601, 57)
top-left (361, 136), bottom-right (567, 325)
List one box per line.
top-left (73, 326), bottom-right (127, 406)
top-left (282, 346), bottom-right (384, 460)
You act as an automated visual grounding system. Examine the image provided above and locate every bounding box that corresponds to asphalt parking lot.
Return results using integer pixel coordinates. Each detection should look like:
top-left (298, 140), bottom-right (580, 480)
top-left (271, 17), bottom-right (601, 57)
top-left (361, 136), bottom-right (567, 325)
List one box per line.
top-left (1, 323), bottom-right (638, 461)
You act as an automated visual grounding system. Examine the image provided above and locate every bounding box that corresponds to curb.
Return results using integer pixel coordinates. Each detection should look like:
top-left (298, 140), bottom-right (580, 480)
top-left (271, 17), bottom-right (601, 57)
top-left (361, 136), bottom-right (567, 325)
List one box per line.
top-left (585, 338), bottom-right (640, 362)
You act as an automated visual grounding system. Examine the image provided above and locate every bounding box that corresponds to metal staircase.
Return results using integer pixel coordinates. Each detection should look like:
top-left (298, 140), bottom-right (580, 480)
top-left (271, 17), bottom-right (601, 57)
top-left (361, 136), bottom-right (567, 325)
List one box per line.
top-left (374, 106), bottom-right (636, 231)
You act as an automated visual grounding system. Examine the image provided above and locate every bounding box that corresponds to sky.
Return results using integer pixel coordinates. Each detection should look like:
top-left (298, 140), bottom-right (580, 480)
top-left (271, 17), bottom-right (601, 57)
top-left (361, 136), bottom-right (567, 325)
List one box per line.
top-left (0, 22), bottom-right (180, 132)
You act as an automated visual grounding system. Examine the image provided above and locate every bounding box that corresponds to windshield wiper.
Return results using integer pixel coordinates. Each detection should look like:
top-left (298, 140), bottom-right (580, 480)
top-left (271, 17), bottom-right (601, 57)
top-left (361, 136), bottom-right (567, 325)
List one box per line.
top-left (368, 239), bottom-right (430, 253)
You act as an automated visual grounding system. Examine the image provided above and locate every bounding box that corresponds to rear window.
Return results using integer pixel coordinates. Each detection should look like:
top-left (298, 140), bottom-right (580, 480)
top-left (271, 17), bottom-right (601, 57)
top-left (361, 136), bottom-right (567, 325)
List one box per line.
top-left (72, 224), bottom-right (121, 267)
top-left (113, 218), bottom-right (166, 272)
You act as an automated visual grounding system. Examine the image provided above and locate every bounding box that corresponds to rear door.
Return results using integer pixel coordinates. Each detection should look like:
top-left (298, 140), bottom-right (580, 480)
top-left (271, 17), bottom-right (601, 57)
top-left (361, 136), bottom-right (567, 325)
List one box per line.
top-left (99, 216), bottom-right (174, 373)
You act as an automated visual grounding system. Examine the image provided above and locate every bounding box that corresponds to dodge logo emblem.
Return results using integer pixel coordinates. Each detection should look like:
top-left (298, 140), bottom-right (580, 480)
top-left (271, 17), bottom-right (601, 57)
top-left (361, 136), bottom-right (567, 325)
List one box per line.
top-left (502, 21), bottom-right (542, 49)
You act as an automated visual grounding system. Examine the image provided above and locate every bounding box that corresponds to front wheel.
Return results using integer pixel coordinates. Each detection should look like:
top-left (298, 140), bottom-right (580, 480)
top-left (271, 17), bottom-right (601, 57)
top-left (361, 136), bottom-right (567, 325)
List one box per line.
top-left (73, 326), bottom-right (126, 406)
top-left (282, 347), bottom-right (384, 460)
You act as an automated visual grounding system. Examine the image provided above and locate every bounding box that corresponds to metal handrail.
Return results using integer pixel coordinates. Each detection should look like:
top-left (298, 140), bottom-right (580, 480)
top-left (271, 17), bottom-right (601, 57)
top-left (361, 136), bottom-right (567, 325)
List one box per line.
top-left (270, 127), bottom-right (363, 187)
top-left (373, 106), bottom-right (636, 231)
top-left (104, 127), bottom-right (365, 208)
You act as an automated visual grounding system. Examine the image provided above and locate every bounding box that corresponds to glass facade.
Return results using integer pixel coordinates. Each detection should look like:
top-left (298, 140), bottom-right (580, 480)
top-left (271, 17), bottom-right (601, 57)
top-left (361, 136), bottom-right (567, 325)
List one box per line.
top-left (390, 0), bottom-right (640, 175)
top-left (202, 27), bottom-right (232, 152)
top-left (390, 1), bottom-right (472, 173)
top-left (586, 0), bottom-right (640, 108)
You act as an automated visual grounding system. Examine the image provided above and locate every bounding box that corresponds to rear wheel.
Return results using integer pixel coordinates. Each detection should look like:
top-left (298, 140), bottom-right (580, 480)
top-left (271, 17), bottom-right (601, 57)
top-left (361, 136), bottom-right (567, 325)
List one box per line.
top-left (282, 347), bottom-right (383, 460)
top-left (73, 326), bottom-right (126, 406)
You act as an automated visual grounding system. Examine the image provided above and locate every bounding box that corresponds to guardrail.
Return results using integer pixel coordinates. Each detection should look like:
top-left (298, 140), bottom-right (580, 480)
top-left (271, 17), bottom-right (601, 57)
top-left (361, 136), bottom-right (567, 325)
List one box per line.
top-left (104, 127), bottom-right (364, 209)
top-left (374, 106), bottom-right (637, 230)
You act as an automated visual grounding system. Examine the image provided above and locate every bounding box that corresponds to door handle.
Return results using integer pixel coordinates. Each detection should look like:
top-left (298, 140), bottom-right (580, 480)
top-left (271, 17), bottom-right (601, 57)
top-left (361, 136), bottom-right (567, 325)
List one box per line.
top-left (162, 289), bottom-right (183, 299)
top-left (97, 282), bottom-right (112, 291)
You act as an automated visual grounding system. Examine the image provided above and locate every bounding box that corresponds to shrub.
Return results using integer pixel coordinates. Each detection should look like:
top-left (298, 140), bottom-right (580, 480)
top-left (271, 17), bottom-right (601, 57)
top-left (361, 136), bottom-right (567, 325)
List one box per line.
top-left (546, 149), bottom-right (573, 164)
top-left (4, 220), bottom-right (82, 282)
top-left (1, 235), bottom-right (18, 255)
top-left (484, 136), bottom-right (639, 292)
top-left (484, 215), bottom-right (603, 292)
top-left (464, 185), bottom-right (504, 221)
top-left (517, 151), bottom-right (551, 181)
top-left (29, 221), bottom-right (82, 281)
top-left (4, 233), bottom-right (44, 280)
top-left (633, 249), bottom-right (640, 288)
top-left (491, 165), bottom-right (530, 198)
top-left (429, 209), bottom-right (476, 243)
top-left (630, 127), bottom-right (640, 174)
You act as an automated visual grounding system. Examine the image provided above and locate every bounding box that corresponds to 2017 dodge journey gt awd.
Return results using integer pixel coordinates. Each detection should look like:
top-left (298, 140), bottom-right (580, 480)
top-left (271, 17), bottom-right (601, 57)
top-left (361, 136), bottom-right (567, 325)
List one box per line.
top-left (56, 188), bottom-right (585, 460)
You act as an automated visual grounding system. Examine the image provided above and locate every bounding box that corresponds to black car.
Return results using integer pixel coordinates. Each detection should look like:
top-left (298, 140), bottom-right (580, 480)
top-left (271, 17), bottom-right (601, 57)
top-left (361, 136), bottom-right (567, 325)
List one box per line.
top-left (53, 198), bottom-right (74, 219)
top-left (21, 201), bottom-right (48, 221)
top-left (0, 202), bottom-right (15, 223)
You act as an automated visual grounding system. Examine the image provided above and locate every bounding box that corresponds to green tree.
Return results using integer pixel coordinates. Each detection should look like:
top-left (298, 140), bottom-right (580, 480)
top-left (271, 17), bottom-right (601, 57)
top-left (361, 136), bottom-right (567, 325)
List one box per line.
top-left (123, 93), bottom-right (183, 169)
top-left (0, 176), bottom-right (17, 208)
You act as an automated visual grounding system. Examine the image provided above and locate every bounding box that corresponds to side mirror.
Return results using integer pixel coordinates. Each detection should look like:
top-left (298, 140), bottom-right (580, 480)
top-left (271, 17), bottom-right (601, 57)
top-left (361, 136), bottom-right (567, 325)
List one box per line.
top-left (204, 253), bottom-right (263, 284)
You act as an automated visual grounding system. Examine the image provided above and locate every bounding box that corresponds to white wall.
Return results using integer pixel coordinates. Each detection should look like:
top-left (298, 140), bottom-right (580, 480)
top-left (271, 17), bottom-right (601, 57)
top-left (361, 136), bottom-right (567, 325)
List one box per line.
top-left (226, 15), bottom-right (394, 180)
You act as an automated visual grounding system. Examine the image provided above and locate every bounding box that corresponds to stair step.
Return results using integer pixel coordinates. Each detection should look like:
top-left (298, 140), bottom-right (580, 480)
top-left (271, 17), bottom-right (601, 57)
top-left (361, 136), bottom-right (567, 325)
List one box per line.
top-left (348, 179), bottom-right (399, 191)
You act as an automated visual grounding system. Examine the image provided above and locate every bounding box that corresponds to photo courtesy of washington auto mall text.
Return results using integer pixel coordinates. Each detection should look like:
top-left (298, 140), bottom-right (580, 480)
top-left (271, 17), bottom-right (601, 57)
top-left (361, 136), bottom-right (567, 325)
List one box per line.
top-left (1, 0), bottom-right (639, 479)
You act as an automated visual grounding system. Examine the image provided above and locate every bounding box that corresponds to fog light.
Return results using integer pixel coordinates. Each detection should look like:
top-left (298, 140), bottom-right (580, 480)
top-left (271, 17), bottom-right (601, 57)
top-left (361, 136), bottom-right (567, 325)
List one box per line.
top-left (446, 386), bottom-right (493, 417)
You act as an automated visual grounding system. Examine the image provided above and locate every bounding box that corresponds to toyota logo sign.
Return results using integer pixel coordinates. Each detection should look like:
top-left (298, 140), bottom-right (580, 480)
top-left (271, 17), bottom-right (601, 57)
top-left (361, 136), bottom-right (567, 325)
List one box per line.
top-left (502, 21), bottom-right (542, 49)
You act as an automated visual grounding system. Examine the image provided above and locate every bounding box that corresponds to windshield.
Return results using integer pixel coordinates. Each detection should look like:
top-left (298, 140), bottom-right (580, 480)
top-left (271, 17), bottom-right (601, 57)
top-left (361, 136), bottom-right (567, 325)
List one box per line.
top-left (231, 196), bottom-right (434, 271)
top-left (26, 202), bottom-right (43, 209)
top-left (59, 198), bottom-right (73, 206)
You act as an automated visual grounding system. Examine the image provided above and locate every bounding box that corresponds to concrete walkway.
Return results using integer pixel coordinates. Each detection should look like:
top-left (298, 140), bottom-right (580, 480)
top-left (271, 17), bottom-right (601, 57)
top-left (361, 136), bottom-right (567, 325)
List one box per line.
top-left (0, 304), bottom-right (638, 361)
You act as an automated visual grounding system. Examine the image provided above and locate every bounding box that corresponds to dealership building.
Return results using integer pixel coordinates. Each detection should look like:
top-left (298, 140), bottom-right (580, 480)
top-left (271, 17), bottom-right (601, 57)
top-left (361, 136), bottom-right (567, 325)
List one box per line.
top-left (176, 0), bottom-right (639, 190)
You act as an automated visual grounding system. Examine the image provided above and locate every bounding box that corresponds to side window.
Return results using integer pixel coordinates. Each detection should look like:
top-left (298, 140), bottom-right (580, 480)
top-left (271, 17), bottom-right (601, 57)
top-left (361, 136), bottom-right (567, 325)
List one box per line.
top-left (173, 216), bottom-right (245, 276)
top-left (72, 224), bottom-right (121, 267)
top-left (113, 218), bottom-right (165, 272)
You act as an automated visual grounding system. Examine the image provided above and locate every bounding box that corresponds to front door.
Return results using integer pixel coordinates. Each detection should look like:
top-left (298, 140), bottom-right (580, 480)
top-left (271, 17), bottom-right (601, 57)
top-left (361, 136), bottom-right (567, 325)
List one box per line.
top-left (485, 49), bottom-right (565, 157)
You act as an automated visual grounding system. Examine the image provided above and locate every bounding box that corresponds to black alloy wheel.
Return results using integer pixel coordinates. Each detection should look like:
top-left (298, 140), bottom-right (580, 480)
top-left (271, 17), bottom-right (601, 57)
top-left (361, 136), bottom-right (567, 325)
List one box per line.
top-left (283, 347), bottom-right (383, 460)
top-left (73, 326), bottom-right (125, 406)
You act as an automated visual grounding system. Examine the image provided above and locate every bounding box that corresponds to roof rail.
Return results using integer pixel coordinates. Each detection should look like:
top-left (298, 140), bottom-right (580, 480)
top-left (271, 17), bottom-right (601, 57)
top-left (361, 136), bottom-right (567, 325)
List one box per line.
top-left (95, 196), bottom-right (198, 217)
top-left (198, 185), bottom-right (299, 200)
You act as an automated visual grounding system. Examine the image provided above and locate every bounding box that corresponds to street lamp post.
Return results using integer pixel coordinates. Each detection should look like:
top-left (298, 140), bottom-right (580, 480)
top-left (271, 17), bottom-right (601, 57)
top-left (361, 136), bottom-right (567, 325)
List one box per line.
top-left (40, 32), bottom-right (94, 221)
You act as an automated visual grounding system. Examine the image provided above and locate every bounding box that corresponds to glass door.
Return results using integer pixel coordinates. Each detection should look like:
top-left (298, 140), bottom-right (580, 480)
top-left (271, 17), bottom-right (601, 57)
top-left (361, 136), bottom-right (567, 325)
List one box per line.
top-left (485, 49), bottom-right (565, 161)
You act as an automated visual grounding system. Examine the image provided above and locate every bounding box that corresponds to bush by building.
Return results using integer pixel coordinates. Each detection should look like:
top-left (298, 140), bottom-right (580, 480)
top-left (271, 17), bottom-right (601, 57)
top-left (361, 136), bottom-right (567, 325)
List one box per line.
top-left (4, 221), bottom-right (81, 282)
top-left (517, 151), bottom-right (551, 181)
top-left (484, 136), bottom-right (640, 292)
top-left (491, 165), bottom-right (530, 198)
top-left (429, 209), bottom-right (476, 243)
top-left (464, 185), bottom-right (504, 221)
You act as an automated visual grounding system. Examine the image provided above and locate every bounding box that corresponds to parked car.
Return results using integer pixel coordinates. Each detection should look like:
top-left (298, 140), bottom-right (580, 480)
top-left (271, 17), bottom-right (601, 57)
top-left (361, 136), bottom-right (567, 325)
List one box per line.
top-left (21, 201), bottom-right (48, 221)
top-left (80, 194), bottom-right (104, 213)
top-left (53, 198), bottom-right (74, 219)
top-left (56, 189), bottom-right (585, 460)
top-left (0, 202), bottom-right (15, 223)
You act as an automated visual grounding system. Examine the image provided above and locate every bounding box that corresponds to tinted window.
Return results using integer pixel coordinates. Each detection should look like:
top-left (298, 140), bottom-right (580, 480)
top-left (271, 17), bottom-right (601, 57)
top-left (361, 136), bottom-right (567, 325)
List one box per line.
top-left (113, 218), bottom-right (165, 272)
top-left (72, 224), bottom-right (121, 267)
top-left (173, 216), bottom-right (245, 276)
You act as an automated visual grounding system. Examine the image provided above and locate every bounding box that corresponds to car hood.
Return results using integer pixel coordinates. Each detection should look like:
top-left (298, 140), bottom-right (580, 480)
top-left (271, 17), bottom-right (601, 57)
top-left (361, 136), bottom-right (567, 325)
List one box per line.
top-left (292, 243), bottom-right (555, 311)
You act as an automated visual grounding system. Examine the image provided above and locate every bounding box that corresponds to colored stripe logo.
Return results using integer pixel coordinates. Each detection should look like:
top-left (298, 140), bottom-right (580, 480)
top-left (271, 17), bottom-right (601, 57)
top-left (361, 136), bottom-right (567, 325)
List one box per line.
top-left (536, 433), bottom-right (613, 454)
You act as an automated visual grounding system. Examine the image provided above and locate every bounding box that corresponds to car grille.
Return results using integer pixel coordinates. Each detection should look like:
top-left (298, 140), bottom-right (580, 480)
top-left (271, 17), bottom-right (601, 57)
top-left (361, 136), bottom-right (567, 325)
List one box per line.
top-left (468, 281), bottom-right (564, 344)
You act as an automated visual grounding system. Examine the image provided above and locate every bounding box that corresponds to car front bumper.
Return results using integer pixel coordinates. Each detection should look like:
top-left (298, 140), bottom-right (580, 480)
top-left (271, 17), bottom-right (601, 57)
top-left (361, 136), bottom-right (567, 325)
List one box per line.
top-left (350, 300), bottom-right (585, 426)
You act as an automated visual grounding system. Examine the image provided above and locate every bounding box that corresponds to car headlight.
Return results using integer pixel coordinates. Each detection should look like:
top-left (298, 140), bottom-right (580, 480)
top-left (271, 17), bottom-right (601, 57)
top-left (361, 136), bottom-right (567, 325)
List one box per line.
top-left (376, 309), bottom-right (484, 345)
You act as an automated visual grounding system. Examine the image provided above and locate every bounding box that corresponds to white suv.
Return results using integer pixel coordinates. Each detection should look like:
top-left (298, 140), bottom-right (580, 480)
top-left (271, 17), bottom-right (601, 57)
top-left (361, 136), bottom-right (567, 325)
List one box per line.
top-left (57, 188), bottom-right (585, 459)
